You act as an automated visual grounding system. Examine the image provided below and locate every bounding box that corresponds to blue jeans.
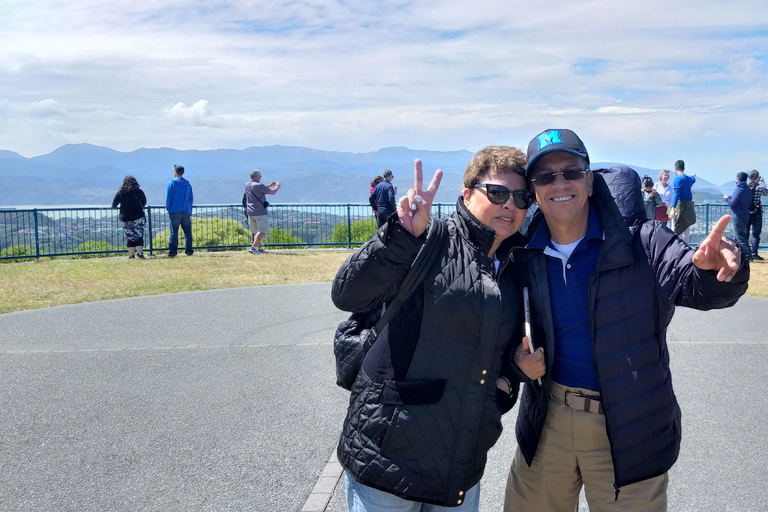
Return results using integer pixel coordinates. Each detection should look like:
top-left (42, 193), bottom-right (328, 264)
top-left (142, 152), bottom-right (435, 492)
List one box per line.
top-left (345, 473), bottom-right (480, 512)
top-left (733, 217), bottom-right (749, 258)
top-left (168, 211), bottom-right (193, 256)
top-left (748, 210), bottom-right (762, 257)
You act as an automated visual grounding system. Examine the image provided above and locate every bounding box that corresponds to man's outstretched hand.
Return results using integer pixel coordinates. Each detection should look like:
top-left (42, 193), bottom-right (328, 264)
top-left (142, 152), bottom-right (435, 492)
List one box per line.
top-left (692, 214), bottom-right (742, 282)
top-left (397, 159), bottom-right (442, 237)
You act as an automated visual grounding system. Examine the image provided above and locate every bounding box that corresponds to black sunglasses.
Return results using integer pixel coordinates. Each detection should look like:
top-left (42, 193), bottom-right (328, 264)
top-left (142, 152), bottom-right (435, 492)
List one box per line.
top-left (473, 184), bottom-right (533, 209)
top-left (530, 169), bottom-right (587, 186)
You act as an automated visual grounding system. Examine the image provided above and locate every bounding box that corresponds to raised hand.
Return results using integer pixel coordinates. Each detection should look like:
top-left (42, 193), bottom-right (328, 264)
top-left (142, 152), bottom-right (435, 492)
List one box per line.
top-left (396, 159), bottom-right (442, 237)
top-left (691, 214), bottom-right (741, 282)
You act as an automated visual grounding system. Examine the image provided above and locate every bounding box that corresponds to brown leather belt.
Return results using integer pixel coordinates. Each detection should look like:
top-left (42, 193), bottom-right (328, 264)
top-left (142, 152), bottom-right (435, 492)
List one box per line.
top-left (551, 385), bottom-right (603, 415)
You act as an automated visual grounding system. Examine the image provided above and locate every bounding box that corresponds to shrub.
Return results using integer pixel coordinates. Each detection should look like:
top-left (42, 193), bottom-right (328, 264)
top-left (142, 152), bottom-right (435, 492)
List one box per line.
top-left (329, 217), bottom-right (377, 246)
top-left (0, 245), bottom-right (35, 263)
top-left (74, 241), bottom-right (122, 258)
top-left (152, 217), bottom-right (252, 252)
top-left (265, 227), bottom-right (306, 249)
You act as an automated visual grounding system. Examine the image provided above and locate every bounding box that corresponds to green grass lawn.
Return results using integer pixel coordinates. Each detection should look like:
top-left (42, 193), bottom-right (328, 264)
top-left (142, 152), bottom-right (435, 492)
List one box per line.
top-left (0, 250), bottom-right (354, 314)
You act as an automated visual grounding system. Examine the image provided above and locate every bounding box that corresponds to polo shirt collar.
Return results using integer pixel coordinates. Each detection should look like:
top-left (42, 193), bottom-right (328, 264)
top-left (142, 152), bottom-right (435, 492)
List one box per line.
top-left (527, 203), bottom-right (604, 251)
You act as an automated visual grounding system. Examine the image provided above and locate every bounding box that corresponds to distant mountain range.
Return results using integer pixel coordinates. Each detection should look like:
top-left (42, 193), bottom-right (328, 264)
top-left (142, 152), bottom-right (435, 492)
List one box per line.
top-left (0, 144), bottom-right (733, 206)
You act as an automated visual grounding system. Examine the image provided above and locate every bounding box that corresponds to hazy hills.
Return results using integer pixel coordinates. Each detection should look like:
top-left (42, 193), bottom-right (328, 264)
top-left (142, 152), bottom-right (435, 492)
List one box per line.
top-left (0, 144), bottom-right (731, 206)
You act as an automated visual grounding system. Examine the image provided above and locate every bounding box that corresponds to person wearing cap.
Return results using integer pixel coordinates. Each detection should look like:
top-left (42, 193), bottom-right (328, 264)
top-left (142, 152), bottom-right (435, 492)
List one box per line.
top-left (244, 169), bottom-right (280, 254)
top-left (503, 129), bottom-right (749, 511)
top-left (165, 164), bottom-right (194, 257)
top-left (669, 159), bottom-right (697, 243)
top-left (372, 168), bottom-right (397, 227)
top-left (747, 170), bottom-right (766, 260)
top-left (724, 172), bottom-right (752, 258)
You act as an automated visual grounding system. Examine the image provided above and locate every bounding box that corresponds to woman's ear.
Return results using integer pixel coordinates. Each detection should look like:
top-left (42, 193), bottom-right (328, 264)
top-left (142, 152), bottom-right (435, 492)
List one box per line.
top-left (461, 188), bottom-right (472, 206)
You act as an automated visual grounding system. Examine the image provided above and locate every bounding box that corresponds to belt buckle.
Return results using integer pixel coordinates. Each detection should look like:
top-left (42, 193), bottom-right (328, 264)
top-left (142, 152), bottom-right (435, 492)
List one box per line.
top-left (563, 389), bottom-right (584, 407)
top-left (564, 390), bottom-right (593, 412)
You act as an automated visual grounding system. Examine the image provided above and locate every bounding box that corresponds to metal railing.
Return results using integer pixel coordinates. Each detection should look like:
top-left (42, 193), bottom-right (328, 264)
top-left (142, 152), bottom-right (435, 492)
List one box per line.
top-left (0, 203), bottom-right (763, 261)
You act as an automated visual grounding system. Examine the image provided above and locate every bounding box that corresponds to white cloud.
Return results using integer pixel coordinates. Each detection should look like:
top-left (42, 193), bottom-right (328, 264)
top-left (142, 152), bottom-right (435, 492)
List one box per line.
top-left (162, 100), bottom-right (225, 127)
top-left (27, 99), bottom-right (67, 117)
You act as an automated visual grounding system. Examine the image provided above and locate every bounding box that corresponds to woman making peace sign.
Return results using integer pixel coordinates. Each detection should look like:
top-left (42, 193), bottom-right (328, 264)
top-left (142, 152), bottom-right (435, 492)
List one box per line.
top-left (332, 146), bottom-right (544, 511)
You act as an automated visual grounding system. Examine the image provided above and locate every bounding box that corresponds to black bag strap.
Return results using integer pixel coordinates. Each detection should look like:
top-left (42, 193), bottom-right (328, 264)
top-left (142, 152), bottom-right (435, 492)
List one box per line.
top-left (363, 218), bottom-right (447, 351)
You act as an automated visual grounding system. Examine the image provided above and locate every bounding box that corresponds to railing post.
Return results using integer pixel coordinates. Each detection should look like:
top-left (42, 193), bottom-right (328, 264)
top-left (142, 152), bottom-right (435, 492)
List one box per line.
top-left (346, 205), bottom-right (352, 249)
top-left (705, 204), bottom-right (710, 236)
top-left (33, 209), bottom-right (40, 261)
top-left (437, 204), bottom-right (442, 219)
top-left (147, 206), bottom-right (154, 256)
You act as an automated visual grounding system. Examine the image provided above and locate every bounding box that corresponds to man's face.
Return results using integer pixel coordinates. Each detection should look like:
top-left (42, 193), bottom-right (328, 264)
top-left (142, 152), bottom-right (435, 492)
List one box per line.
top-left (254, 174), bottom-right (262, 182)
top-left (530, 151), bottom-right (593, 227)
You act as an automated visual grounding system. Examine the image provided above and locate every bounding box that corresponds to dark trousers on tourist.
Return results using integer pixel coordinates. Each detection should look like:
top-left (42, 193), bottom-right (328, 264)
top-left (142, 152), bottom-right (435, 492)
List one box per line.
top-left (168, 211), bottom-right (193, 256)
top-left (748, 209), bottom-right (762, 258)
top-left (376, 209), bottom-right (394, 228)
top-left (733, 217), bottom-right (749, 259)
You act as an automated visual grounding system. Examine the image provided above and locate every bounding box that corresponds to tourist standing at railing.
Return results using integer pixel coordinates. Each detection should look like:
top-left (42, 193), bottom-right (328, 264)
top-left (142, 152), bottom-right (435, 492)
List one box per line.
top-left (669, 159), bottom-right (696, 243)
top-left (747, 170), bottom-right (766, 261)
top-left (368, 175), bottom-right (383, 216)
top-left (724, 172), bottom-right (754, 260)
top-left (165, 164), bottom-right (194, 257)
top-left (653, 169), bottom-right (673, 225)
top-left (372, 168), bottom-right (397, 227)
top-left (244, 169), bottom-right (280, 254)
top-left (111, 175), bottom-right (147, 259)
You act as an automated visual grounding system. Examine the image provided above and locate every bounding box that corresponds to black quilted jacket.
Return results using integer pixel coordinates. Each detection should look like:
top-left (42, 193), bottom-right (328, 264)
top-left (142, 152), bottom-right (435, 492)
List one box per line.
top-left (331, 200), bottom-right (525, 506)
top-left (511, 174), bottom-right (749, 492)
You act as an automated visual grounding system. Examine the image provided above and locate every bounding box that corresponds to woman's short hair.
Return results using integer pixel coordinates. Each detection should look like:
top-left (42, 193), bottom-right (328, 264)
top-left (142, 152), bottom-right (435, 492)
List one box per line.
top-left (463, 146), bottom-right (527, 189)
top-left (658, 169), bottom-right (670, 180)
top-left (120, 175), bottom-right (140, 193)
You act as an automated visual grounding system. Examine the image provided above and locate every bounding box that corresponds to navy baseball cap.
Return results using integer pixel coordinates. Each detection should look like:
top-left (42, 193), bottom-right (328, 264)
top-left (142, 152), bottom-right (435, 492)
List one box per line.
top-left (526, 129), bottom-right (590, 177)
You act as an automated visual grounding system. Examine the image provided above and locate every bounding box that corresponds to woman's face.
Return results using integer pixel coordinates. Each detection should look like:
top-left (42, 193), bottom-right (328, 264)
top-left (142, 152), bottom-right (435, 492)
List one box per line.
top-left (661, 172), bottom-right (669, 185)
top-left (462, 172), bottom-right (529, 241)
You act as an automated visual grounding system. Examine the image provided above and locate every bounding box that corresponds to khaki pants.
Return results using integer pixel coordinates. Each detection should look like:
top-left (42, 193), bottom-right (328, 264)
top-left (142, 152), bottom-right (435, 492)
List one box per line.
top-left (504, 383), bottom-right (668, 512)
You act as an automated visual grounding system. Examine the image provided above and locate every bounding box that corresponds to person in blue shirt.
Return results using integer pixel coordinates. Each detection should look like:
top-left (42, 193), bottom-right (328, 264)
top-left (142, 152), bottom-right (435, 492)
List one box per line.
top-left (373, 168), bottom-right (397, 227)
top-left (503, 129), bottom-right (748, 512)
top-left (669, 159), bottom-right (697, 243)
top-left (165, 164), bottom-right (194, 257)
top-left (724, 171), bottom-right (752, 258)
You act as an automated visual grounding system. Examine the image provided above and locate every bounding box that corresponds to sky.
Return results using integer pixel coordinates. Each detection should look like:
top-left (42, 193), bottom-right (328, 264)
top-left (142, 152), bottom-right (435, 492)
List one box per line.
top-left (1, 0), bottom-right (768, 184)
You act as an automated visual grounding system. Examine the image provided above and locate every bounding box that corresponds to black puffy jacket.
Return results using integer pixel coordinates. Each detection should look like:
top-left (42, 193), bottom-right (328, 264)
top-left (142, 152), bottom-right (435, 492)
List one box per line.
top-left (510, 173), bottom-right (749, 491)
top-left (331, 200), bottom-right (525, 506)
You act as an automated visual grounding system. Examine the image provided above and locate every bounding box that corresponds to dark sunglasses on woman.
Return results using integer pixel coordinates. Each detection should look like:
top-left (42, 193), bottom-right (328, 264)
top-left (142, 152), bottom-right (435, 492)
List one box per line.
top-left (473, 184), bottom-right (534, 209)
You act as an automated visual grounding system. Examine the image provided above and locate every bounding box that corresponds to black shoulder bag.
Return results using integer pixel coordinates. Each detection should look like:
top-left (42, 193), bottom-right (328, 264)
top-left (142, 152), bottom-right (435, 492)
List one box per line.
top-left (333, 219), bottom-right (447, 390)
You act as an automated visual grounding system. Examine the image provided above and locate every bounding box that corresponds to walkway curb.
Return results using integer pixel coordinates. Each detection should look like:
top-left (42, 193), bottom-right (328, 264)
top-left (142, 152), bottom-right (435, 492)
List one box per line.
top-left (302, 450), bottom-right (343, 512)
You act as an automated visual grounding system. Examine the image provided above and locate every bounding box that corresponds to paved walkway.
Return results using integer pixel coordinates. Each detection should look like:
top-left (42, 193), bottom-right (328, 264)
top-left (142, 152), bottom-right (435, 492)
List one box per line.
top-left (0, 284), bottom-right (766, 511)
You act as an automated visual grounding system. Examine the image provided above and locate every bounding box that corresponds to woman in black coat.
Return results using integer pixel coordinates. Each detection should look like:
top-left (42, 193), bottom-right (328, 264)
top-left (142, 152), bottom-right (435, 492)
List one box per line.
top-left (332, 147), bottom-right (545, 511)
top-left (111, 175), bottom-right (147, 259)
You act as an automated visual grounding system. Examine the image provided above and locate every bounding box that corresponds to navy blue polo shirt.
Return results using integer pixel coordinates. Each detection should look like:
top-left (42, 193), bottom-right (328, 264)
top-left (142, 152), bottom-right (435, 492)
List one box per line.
top-left (527, 205), bottom-right (604, 391)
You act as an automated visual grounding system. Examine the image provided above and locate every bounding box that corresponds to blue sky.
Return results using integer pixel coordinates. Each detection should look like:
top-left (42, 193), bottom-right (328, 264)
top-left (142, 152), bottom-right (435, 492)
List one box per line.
top-left (1, 0), bottom-right (767, 184)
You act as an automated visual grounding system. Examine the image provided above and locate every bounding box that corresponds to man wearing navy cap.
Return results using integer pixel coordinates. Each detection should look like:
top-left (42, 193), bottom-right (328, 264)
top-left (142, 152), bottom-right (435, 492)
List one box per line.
top-left (503, 129), bottom-right (749, 511)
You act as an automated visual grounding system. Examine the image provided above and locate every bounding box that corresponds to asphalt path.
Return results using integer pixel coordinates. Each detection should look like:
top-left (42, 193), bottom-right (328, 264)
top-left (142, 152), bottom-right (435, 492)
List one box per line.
top-left (0, 285), bottom-right (766, 511)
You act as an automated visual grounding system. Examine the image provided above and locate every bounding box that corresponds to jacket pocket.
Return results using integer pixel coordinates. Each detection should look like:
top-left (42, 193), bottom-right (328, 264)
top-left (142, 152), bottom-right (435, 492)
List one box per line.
top-left (380, 379), bottom-right (447, 405)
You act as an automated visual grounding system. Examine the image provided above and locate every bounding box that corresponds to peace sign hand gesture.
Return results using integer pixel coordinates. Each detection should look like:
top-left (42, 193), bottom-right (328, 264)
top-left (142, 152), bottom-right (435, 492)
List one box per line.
top-left (691, 214), bottom-right (742, 282)
top-left (397, 159), bottom-right (443, 237)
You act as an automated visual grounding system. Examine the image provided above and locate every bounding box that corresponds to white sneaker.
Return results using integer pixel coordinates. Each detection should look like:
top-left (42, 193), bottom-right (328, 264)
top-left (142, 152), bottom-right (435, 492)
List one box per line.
top-left (248, 247), bottom-right (259, 254)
